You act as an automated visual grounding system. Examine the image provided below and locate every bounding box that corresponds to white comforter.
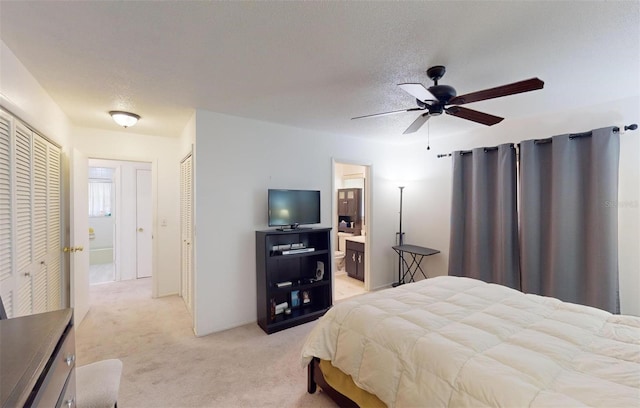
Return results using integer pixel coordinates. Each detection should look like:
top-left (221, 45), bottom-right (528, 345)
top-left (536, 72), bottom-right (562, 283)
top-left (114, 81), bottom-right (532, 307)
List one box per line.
top-left (301, 276), bottom-right (640, 407)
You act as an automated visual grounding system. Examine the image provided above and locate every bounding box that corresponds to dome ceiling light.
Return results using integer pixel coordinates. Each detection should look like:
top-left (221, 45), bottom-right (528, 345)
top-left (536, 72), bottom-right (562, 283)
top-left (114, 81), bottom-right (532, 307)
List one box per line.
top-left (109, 110), bottom-right (140, 128)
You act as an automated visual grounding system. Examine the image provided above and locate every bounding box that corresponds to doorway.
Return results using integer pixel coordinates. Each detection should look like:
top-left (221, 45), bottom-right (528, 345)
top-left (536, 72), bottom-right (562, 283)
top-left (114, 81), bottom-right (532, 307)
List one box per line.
top-left (87, 165), bottom-right (116, 284)
top-left (88, 159), bottom-right (152, 286)
top-left (333, 161), bottom-right (370, 301)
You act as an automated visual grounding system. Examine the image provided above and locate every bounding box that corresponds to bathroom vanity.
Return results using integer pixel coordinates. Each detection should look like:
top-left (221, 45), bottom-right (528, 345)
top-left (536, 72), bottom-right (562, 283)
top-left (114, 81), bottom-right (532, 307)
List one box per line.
top-left (345, 235), bottom-right (365, 281)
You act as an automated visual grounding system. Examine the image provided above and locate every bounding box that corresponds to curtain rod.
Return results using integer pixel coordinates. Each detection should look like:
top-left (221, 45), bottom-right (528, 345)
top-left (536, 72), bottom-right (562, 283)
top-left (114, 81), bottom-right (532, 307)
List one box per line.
top-left (436, 123), bottom-right (637, 158)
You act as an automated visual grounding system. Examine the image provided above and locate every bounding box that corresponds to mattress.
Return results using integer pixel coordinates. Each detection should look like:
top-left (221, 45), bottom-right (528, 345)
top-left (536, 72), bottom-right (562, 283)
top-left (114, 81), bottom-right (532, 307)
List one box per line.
top-left (301, 276), bottom-right (640, 407)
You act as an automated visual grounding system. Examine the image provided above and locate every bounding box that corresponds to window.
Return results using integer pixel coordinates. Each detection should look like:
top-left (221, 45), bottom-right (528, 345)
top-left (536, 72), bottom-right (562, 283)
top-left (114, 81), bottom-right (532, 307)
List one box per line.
top-left (88, 167), bottom-right (114, 217)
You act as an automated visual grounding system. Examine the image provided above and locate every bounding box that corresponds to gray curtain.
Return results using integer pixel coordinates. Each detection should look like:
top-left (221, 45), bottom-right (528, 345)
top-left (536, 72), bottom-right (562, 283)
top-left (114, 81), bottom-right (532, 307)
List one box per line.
top-left (519, 126), bottom-right (620, 313)
top-left (448, 144), bottom-right (520, 289)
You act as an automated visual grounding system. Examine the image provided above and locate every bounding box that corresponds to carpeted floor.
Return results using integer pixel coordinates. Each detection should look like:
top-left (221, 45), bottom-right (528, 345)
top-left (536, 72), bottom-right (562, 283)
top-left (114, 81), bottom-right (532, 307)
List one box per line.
top-left (76, 278), bottom-right (338, 408)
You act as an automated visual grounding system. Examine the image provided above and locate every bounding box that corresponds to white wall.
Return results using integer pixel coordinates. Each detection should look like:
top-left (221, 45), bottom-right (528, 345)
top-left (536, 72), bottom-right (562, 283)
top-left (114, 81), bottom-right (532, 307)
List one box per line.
top-left (72, 127), bottom-right (182, 297)
top-left (193, 98), bottom-right (638, 337)
top-left (0, 41), bottom-right (72, 147)
top-left (180, 112), bottom-right (196, 159)
top-left (401, 96), bottom-right (640, 316)
top-left (193, 110), bottom-right (416, 335)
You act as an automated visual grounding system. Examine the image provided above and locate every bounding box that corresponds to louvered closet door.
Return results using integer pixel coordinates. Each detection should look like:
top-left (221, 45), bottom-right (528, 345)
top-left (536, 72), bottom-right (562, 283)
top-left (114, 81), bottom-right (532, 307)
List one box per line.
top-left (186, 156), bottom-right (193, 313)
top-left (0, 109), bottom-right (63, 318)
top-left (32, 135), bottom-right (49, 313)
top-left (15, 122), bottom-right (33, 317)
top-left (47, 143), bottom-right (61, 310)
top-left (0, 112), bottom-right (15, 317)
top-left (180, 155), bottom-right (193, 313)
top-left (180, 160), bottom-right (186, 301)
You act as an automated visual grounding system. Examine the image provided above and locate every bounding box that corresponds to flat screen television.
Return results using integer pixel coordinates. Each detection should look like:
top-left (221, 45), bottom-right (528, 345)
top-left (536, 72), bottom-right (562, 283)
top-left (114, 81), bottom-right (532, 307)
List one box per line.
top-left (268, 189), bottom-right (320, 230)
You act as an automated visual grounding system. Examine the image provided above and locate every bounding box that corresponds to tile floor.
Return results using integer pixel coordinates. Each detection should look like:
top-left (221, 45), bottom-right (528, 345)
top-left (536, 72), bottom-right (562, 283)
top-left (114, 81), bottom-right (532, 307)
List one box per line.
top-left (89, 262), bottom-right (115, 285)
top-left (334, 267), bottom-right (366, 301)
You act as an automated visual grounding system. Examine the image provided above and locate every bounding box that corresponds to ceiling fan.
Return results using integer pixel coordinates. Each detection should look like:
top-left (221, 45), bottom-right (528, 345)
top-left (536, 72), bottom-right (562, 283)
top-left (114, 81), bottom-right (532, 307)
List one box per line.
top-left (352, 66), bottom-right (544, 134)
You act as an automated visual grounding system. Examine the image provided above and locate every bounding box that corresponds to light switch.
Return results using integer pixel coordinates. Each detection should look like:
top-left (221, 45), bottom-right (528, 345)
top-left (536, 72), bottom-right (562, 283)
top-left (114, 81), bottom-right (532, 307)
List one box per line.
top-left (161, 218), bottom-right (167, 227)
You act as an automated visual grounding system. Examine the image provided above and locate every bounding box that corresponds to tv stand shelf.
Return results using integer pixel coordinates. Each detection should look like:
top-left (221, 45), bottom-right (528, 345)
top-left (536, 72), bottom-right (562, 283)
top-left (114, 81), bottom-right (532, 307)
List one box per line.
top-left (271, 249), bottom-right (328, 258)
top-left (271, 279), bottom-right (330, 294)
top-left (256, 227), bottom-right (332, 334)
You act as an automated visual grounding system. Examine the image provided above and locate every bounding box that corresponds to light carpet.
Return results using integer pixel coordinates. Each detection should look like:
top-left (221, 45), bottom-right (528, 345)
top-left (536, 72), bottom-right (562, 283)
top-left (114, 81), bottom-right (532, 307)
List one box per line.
top-left (75, 278), bottom-right (337, 408)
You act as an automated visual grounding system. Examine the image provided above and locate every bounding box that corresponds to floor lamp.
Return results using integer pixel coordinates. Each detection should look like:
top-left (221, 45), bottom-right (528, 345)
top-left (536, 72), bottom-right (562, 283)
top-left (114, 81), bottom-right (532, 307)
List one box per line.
top-left (393, 186), bottom-right (405, 287)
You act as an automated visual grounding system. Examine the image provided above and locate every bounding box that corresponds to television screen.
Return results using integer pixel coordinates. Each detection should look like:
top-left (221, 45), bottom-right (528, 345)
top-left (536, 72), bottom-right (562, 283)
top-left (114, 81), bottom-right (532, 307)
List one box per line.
top-left (268, 189), bottom-right (320, 228)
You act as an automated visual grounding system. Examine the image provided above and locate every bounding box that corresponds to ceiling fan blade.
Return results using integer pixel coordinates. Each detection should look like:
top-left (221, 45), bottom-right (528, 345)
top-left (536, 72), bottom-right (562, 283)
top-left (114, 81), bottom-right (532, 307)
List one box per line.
top-left (448, 78), bottom-right (544, 105)
top-left (398, 83), bottom-right (437, 102)
top-left (445, 106), bottom-right (503, 126)
top-left (403, 113), bottom-right (431, 134)
top-left (352, 107), bottom-right (423, 120)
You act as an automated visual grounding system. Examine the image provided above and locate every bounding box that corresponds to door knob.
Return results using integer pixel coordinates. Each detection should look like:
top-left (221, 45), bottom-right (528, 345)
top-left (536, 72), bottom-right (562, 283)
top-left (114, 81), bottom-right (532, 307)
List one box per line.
top-left (138, 227), bottom-right (144, 232)
top-left (63, 246), bottom-right (73, 253)
top-left (74, 246), bottom-right (84, 252)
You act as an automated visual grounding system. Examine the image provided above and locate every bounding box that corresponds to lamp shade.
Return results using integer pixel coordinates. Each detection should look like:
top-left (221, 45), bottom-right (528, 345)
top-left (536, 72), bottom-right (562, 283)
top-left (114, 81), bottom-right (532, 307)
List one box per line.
top-left (109, 111), bottom-right (140, 128)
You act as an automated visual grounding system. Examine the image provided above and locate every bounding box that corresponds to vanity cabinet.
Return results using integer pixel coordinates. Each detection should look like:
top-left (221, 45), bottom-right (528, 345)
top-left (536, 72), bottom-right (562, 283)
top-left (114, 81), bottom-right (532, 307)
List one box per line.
top-left (337, 188), bottom-right (362, 235)
top-left (345, 239), bottom-right (365, 282)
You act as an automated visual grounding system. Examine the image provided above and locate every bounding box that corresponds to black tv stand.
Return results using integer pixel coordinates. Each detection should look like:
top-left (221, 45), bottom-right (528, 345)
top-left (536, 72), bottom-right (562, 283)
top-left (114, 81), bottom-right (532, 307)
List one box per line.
top-left (256, 227), bottom-right (332, 334)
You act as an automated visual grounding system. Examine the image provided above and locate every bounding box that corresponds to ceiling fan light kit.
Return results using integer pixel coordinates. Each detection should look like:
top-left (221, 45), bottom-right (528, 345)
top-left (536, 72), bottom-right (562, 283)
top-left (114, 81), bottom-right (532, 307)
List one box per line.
top-left (109, 110), bottom-right (141, 128)
top-left (353, 65), bottom-right (544, 134)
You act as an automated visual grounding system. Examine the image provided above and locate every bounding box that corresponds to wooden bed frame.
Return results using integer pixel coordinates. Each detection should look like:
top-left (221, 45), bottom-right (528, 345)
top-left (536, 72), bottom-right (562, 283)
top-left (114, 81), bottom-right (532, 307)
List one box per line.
top-left (307, 357), bottom-right (359, 407)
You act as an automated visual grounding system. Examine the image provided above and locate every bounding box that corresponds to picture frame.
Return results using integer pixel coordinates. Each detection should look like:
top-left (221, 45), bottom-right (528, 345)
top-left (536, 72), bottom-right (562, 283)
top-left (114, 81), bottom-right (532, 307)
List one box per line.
top-left (291, 290), bottom-right (301, 308)
top-left (302, 290), bottom-right (311, 306)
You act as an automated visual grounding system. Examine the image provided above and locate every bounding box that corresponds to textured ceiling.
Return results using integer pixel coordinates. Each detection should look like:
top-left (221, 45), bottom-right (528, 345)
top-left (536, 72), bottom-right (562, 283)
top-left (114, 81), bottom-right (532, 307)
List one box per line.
top-left (0, 1), bottom-right (638, 141)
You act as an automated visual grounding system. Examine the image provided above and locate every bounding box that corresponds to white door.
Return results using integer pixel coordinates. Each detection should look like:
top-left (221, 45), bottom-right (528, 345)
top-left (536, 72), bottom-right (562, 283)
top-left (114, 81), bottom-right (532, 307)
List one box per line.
top-left (136, 169), bottom-right (152, 278)
top-left (14, 122), bottom-right (34, 317)
top-left (180, 155), bottom-right (193, 313)
top-left (46, 142), bottom-right (62, 311)
top-left (0, 111), bottom-right (16, 317)
top-left (0, 111), bottom-right (63, 318)
top-left (70, 148), bottom-right (90, 324)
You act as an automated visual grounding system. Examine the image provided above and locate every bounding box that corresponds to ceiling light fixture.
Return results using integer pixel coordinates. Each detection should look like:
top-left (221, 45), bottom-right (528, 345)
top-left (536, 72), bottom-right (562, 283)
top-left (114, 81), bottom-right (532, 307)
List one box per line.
top-left (109, 110), bottom-right (140, 128)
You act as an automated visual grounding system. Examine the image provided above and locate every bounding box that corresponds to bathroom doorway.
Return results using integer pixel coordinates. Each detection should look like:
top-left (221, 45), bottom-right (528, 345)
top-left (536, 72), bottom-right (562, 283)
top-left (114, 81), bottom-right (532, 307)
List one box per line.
top-left (333, 161), bottom-right (369, 301)
top-left (88, 164), bottom-right (116, 284)
top-left (88, 159), bottom-right (152, 286)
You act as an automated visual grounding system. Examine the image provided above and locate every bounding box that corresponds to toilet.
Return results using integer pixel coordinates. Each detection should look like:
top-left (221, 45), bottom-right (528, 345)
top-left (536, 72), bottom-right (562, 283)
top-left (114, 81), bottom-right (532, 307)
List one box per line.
top-left (335, 232), bottom-right (353, 271)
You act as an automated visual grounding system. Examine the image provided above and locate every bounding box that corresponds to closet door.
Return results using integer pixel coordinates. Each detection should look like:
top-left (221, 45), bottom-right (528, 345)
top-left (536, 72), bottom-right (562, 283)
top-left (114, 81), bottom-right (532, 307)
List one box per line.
top-left (47, 143), bottom-right (62, 310)
top-left (14, 122), bottom-right (34, 317)
top-left (0, 112), bottom-right (15, 316)
top-left (32, 134), bottom-right (49, 314)
top-left (0, 109), bottom-right (62, 318)
top-left (180, 155), bottom-right (193, 314)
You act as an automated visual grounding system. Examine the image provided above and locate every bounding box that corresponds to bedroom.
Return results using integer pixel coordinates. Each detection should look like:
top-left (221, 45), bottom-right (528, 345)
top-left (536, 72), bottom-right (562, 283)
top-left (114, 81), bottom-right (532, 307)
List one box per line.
top-left (0, 1), bottom-right (638, 407)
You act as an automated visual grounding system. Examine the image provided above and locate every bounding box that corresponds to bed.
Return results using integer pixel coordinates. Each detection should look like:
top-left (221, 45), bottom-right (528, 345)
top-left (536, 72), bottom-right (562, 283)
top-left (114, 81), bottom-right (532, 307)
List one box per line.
top-left (301, 276), bottom-right (640, 407)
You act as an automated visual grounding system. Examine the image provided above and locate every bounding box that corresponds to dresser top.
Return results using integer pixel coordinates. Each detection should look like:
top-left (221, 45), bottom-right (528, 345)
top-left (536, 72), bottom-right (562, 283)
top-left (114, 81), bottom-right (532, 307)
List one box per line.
top-left (0, 309), bottom-right (73, 408)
